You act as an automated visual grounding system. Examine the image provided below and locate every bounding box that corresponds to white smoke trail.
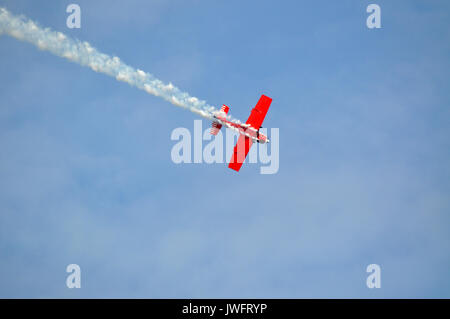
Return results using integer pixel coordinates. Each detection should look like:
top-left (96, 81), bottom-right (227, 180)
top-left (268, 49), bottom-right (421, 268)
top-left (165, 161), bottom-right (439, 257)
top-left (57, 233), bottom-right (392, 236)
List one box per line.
top-left (0, 7), bottom-right (245, 125)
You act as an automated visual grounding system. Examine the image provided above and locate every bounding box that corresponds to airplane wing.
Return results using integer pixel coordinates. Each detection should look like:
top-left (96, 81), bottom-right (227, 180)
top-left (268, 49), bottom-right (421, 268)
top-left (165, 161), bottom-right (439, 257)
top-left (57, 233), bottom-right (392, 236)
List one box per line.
top-left (245, 94), bottom-right (272, 130)
top-left (228, 95), bottom-right (272, 172)
top-left (228, 134), bottom-right (253, 172)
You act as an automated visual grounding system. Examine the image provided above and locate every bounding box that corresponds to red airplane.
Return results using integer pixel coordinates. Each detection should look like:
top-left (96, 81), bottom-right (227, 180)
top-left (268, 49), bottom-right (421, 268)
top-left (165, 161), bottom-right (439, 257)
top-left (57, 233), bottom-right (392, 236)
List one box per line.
top-left (210, 94), bottom-right (272, 172)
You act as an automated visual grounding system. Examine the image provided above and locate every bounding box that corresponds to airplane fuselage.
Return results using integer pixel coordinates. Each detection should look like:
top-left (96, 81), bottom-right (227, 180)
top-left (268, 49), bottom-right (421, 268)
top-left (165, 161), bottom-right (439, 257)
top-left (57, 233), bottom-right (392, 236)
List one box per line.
top-left (213, 114), bottom-right (269, 144)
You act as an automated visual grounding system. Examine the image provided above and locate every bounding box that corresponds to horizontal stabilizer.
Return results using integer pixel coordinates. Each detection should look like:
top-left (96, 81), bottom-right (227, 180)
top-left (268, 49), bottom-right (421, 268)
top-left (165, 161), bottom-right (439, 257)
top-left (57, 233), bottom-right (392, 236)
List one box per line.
top-left (210, 122), bottom-right (222, 135)
top-left (210, 104), bottom-right (229, 135)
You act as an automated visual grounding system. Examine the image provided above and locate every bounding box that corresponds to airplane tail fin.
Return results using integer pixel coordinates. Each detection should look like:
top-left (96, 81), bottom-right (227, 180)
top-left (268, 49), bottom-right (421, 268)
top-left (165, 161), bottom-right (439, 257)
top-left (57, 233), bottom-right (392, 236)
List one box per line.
top-left (210, 104), bottom-right (229, 135)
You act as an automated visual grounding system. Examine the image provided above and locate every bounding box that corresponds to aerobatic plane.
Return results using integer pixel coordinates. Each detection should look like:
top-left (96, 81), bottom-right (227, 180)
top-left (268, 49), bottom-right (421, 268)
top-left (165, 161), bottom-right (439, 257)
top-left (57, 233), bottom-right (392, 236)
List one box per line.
top-left (209, 94), bottom-right (272, 172)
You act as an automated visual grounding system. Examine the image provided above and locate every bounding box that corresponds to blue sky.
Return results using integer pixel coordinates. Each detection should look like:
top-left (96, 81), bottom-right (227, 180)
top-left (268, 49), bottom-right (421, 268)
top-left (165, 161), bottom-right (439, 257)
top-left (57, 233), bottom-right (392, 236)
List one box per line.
top-left (0, 0), bottom-right (449, 298)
